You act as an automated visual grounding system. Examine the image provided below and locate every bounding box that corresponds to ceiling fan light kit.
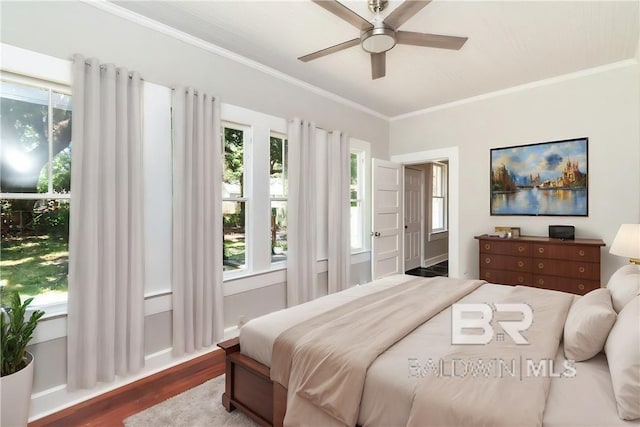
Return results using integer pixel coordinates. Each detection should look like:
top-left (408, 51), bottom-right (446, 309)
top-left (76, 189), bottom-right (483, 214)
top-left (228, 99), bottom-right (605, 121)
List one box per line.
top-left (361, 25), bottom-right (396, 53)
top-left (301, 0), bottom-right (467, 79)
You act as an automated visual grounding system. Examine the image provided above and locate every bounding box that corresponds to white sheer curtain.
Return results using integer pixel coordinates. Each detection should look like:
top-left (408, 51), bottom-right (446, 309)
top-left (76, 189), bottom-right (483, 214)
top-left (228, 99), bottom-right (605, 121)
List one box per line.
top-left (327, 130), bottom-right (351, 294)
top-left (171, 87), bottom-right (224, 355)
top-left (287, 118), bottom-right (317, 306)
top-left (67, 55), bottom-right (145, 390)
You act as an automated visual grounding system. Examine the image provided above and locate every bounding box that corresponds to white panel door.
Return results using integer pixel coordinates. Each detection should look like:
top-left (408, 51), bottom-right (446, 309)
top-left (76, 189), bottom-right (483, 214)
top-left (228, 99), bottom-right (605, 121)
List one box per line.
top-left (404, 167), bottom-right (422, 271)
top-left (372, 158), bottom-right (402, 280)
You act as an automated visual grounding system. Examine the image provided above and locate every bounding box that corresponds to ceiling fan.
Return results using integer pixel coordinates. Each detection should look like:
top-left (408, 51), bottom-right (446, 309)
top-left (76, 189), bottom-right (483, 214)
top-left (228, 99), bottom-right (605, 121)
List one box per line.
top-left (299, 0), bottom-right (468, 79)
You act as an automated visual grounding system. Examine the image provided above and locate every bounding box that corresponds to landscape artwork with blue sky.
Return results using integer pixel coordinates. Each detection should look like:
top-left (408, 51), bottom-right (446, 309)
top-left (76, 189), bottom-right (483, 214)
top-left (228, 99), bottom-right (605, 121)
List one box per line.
top-left (490, 138), bottom-right (588, 216)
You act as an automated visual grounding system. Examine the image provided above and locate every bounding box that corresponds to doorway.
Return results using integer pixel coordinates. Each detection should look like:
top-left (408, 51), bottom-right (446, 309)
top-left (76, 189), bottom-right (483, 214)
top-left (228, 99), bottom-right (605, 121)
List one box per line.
top-left (391, 147), bottom-right (461, 277)
top-left (403, 162), bottom-right (449, 277)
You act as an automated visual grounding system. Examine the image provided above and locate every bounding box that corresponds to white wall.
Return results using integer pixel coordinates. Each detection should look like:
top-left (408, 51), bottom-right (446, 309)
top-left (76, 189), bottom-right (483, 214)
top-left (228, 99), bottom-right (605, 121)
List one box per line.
top-left (390, 62), bottom-right (640, 284)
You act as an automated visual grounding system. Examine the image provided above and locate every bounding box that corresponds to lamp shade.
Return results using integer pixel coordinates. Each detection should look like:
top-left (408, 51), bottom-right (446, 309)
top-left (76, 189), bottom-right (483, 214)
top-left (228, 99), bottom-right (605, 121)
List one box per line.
top-left (610, 224), bottom-right (640, 263)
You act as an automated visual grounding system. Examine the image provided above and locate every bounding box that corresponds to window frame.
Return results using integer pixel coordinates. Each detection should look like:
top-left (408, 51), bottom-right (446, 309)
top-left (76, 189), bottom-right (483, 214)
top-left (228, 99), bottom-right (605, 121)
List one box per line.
top-left (220, 104), bottom-right (288, 291)
top-left (0, 73), bottom-right (72, 315)
top-left (430, 161), bottom-right (448, 239)
top-left (349, 139), bottom-right (371, 254)
top-left (222, 121), bottom-right (252, 279)
top-left (269, 131), bottom-right (288, 267)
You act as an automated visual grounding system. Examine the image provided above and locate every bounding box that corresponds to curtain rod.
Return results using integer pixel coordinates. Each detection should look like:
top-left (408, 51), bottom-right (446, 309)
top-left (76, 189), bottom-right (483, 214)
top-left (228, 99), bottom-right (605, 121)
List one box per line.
top-left (78, 60), bottom-right (143, 80)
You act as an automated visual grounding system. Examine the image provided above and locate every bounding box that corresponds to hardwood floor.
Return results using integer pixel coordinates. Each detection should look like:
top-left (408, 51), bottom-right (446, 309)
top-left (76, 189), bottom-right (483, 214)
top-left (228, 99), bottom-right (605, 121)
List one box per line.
top-left (29, 349), bottom-right (226, 427)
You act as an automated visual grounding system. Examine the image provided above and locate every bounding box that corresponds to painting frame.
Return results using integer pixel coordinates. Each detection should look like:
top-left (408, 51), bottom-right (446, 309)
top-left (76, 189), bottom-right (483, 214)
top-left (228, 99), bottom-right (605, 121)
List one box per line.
top-left (490, 137), bottom-right (589, 216)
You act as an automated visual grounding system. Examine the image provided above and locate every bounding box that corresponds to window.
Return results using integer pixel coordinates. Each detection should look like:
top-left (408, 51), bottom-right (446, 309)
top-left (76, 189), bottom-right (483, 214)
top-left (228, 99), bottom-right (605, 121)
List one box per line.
top-left (269, 133), bottom-right (287, 263)
top-left (222, 123), bottom-right (249, 273)
top-left (0, 76), bottom-right (72, 306)
top-left (350, 139), bottom-right (370, 253)
top-left (431, 162), bottom-right (448, 233)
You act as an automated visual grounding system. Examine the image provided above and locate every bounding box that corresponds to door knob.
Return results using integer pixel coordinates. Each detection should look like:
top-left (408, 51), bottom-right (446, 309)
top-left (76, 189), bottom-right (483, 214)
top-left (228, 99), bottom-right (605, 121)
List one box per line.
top-left (404, 225), bottom-right (408, 229)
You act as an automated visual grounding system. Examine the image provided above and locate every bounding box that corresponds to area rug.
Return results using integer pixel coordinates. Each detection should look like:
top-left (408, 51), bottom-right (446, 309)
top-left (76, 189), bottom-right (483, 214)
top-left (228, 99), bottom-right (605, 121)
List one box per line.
top-left (124, 375), bottom-right (257, 427)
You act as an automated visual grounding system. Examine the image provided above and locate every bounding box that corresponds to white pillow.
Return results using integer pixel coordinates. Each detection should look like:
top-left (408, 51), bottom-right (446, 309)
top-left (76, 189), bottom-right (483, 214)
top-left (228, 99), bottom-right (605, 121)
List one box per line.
top-left (564, 288), bottom-right (617, 361)
top-left (607, 264), bottom-right (640, 313)
top-left (605, 295), bottom-right (640, 420)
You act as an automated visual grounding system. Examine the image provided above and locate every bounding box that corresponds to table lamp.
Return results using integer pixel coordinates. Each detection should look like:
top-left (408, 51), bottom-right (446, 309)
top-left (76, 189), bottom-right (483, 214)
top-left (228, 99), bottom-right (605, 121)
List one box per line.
top-left (610, 224), bottom-right (640, 264)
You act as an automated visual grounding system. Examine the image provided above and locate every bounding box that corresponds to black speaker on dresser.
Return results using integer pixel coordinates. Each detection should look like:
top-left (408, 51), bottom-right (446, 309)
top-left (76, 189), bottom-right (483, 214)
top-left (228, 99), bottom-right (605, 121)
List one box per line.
top-left (549, 225), bottom-right (575, 240)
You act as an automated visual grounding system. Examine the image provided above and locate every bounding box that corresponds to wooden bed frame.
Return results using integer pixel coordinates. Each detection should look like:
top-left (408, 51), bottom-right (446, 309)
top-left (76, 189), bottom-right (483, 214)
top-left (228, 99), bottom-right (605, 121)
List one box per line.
top-left (218, 337), bottom-right (286, 427)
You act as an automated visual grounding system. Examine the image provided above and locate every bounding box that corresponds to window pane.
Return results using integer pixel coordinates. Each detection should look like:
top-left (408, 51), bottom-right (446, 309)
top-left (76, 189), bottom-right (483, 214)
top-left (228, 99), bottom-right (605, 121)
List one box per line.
top-left (270, 136), bottom-right (287, 198)
top-left (0, 198), bottom-right (69, 301)
top-left (50, 92), bottom-right (73, 194)
top-left (1, 82), bottom-right (50, 193)
top-left (223, 200), bottom-right (246, 271)
top-left (223, 127), bottom-right (244, 198)
top-left (432, 197), bottom-right (444, 230)
top-left (270, 200), bottom-right (287, 262)
top-left (1, 83), bottom-right (72, 195)
top-left (432, 165), bottom-right (442, 197)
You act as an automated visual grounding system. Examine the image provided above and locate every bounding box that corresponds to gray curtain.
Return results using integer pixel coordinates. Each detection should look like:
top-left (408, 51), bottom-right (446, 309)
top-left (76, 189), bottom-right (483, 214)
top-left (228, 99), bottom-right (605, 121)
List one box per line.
top-left (286, 118), bottom-right (318, 306)
top-left (171, 87), bottom-right (224, 355)
top-left (327, 130), bottom-right (351, 294)
top-left (67, 55), bottom-right (145, 389)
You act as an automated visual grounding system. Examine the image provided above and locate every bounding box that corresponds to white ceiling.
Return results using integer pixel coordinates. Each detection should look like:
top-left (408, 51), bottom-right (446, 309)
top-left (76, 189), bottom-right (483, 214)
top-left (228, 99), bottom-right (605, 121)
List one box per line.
top-left (113, 0), bottom-right (640, 118)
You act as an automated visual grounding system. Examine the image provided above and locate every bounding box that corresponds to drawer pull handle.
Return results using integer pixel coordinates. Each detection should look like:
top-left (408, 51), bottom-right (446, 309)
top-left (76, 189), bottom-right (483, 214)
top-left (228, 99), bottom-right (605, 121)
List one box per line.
top-left (578, 283), bottom-right (585, 291)
top-left (518, 261), bottom-right (524, 268)
top-left (579, 267), bottom-right (585, 273)
top-left (518, 276), bottom-right (524, 283)
top-left (485, 258), bottom-right (491, 264)
top-left (518, 246), bottom-right (525, 253)
top-left (538, 247), bottom-right (545, 254)
top-left (484, 244), bottom-right (491, 250)
top-left (579, 250), bottom-right (585, 257)
top-left (538, 278), bottom-right (544, 285)
top-left (538, 262), bottom-right (544, 269)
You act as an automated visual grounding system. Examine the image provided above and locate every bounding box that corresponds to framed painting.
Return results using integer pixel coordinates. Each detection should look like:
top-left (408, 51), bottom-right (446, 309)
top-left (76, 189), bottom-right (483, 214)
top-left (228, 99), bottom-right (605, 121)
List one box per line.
top-left (490, 137), bottom-right (588, 216)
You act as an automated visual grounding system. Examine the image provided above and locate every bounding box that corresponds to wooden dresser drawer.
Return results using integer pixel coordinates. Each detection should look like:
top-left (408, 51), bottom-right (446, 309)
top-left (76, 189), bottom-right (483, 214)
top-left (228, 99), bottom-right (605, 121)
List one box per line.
top-left (534, 259), bottom-right (599, 280)
top-left (532, 274), bottom-right (599, 295)
top-left (480, 240), bottom-right (531, 256)
top-left (569, 261), bottom-right (600, 280)
top-left (533, 244), bottom-right (600, 262)
top-left (481, 268), bottom-right (531, 286)
top-left (534, 259), bottom-right (571, 276)
top-left (482, 254), bottom-right (532, 272)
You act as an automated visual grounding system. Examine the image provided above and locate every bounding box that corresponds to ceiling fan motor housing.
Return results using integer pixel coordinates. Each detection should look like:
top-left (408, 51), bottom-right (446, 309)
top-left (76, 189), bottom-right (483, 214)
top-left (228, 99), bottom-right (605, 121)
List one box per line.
top-left (368, 0), bottom-right (389, 14)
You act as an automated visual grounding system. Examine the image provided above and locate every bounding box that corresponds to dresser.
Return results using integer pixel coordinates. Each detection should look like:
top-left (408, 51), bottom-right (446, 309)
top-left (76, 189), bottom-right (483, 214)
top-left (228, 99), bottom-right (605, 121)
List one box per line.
top-left (475, 235), bottom-right (606, 295)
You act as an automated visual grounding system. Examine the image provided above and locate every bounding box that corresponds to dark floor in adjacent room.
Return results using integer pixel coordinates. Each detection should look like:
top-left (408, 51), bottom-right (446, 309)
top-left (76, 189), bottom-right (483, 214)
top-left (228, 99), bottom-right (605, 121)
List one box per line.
top-left (405, 260), bottom-right (448, 277)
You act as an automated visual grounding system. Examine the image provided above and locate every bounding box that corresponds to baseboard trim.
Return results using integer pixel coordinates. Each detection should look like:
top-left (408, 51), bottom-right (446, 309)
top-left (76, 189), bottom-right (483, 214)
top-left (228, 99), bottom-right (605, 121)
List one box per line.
top-left (29, 346), bottom-right (222, 423)
top-left (424, 254), bottom-right (448, 268)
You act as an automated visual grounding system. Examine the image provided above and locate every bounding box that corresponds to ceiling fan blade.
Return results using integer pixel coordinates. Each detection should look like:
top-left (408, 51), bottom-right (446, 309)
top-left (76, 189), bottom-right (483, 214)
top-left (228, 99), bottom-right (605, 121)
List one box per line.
top-left (396, 31), bottom-right (468, 50)
top-left (383, 0), bottom-right (431, 30)
top-left (371, 52), bottom-right (386, 79)
top-left (312, 0), bottom-right (373, 31)
top-left (298, 38), bottom-right (360, 62)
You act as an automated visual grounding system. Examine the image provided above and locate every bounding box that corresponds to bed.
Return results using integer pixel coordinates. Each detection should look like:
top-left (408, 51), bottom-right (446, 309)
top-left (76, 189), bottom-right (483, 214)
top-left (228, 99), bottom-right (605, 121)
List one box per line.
top-left (218, 272), bottom-right (640, 427)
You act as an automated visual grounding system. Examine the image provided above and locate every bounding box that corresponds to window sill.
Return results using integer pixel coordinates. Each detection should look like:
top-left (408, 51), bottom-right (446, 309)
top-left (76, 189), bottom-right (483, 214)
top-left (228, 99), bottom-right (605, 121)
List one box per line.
top-left (223, 267), bottom-right (287, 297)
top-left (429, 231), bottom-right (448, 241)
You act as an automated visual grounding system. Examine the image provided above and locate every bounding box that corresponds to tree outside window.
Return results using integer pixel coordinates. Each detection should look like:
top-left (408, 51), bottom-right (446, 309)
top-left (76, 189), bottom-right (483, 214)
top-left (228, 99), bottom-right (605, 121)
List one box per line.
top-left (0, 78), bottom-right (72, 305)
top-left (350, 150), bottom-right (365, 251)
top-left (270, 134), bottom-right (287, 263)
top-left (222, 124), bottom-right (248, 271)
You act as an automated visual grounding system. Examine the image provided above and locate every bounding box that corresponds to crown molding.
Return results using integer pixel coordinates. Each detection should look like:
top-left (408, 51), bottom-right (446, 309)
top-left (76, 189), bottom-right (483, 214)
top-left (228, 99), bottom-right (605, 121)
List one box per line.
top-left (82, 0), bottom-right (389, 121)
